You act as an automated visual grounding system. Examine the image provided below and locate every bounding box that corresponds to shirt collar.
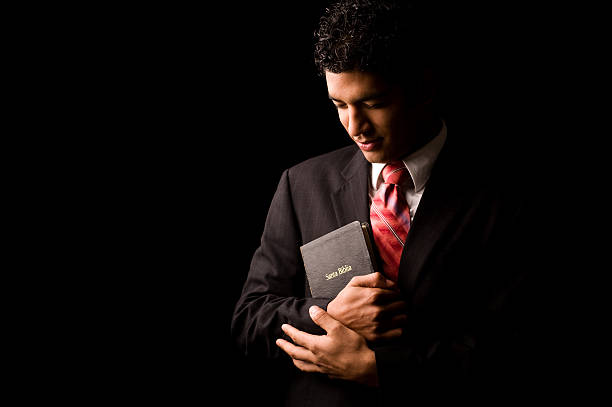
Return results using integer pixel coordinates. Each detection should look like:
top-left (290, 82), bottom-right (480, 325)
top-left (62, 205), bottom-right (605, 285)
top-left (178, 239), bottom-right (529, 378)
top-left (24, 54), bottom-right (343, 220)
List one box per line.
top-left (371, 120), bottom-right (447, 192)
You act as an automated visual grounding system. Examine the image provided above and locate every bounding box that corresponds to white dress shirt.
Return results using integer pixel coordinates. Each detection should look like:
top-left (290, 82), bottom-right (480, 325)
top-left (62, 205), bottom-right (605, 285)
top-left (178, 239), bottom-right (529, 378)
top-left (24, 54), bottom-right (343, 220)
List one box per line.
top-left (370, 122), bottom-right (447, 222)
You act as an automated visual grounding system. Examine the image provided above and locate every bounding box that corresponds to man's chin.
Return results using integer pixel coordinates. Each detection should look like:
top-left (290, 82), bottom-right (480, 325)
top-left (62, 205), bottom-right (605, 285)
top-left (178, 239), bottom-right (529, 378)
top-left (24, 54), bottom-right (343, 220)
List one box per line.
top-left (361, 150), bottom-right (387, 163)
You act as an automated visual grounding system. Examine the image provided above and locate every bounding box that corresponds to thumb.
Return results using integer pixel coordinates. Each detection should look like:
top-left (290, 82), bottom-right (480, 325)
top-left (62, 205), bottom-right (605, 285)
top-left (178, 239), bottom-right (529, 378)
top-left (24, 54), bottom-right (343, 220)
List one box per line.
top-left (309, 306), bottom-right (341, 333)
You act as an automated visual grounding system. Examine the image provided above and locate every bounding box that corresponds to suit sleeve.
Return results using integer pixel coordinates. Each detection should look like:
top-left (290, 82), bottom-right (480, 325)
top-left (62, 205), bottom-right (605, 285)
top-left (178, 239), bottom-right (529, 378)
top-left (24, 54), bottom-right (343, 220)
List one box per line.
top-left (231, 169), bottom-right (330, 359)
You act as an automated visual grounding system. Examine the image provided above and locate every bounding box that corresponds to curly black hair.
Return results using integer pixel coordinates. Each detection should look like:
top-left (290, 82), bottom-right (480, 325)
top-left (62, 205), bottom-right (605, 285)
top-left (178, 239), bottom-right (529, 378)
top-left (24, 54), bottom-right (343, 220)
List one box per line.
top-left (314, 0), bottom-right (434, 82)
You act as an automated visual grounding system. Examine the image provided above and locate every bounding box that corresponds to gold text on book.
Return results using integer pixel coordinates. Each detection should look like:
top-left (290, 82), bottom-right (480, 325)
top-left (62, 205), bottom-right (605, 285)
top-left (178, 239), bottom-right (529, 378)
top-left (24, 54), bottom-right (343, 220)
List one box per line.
top-left (325, 265), bottom-right (352, 281)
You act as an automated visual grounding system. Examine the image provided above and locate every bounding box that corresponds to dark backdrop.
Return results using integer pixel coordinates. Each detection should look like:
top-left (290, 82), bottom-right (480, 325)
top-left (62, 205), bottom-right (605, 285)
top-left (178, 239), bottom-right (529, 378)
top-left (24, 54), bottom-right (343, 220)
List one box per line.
top-left (88, 1), bottom-right (600, 404)
top-left (208, 2), bottom-right (547, 404)
top-left (115, 1), bottom-right (351, 404)
top-left (215, 3), bottom-right (348, 404)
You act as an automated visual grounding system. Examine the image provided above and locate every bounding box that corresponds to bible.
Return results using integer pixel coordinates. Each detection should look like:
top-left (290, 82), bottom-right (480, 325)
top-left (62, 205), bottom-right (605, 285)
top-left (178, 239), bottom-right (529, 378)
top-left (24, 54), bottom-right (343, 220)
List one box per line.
top-left (300, 221), bottom-right (379, 298)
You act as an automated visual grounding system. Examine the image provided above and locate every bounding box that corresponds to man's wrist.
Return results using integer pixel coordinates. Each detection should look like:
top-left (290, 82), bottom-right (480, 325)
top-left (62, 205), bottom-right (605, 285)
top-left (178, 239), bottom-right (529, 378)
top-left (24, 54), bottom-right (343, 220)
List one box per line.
top-left (360, 347), bottom-right (379, 387)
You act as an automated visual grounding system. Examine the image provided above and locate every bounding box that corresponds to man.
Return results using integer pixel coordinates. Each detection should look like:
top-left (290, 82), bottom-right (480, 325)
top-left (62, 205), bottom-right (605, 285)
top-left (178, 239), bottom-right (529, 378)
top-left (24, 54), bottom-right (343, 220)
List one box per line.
top-left (232, 0), bottom-right (547, 404)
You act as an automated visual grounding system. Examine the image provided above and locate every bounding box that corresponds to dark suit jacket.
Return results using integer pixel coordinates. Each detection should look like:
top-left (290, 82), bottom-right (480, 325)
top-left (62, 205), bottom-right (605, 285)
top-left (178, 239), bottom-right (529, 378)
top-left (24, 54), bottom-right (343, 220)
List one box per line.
top-left (231, 136), bottom-right (552, 405)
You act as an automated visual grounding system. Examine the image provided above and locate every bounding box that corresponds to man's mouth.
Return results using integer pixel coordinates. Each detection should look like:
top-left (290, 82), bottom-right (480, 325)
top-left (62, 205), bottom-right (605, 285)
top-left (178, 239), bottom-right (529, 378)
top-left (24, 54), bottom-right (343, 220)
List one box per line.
top-left (355, 138), bottom-right (383, 152)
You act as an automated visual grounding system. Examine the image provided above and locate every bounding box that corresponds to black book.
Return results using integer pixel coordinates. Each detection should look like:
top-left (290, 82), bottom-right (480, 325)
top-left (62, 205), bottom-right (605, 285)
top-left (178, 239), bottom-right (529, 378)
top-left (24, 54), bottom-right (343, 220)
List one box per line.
top-left (300, 221), bottom-right (379, 299)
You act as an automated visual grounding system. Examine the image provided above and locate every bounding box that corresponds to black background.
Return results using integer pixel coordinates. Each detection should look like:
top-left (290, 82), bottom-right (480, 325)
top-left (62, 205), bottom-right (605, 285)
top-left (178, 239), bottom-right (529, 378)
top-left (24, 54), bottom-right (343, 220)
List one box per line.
top-left (44, 0), bottom-right (603, 403)
top-left (109, 1), bottom-right (351, 403)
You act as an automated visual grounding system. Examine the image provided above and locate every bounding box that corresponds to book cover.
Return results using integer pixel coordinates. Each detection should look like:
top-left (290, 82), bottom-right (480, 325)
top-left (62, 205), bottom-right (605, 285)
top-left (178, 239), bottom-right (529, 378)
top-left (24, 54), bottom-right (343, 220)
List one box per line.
top-left (300, 221), bottom-right (379, 298)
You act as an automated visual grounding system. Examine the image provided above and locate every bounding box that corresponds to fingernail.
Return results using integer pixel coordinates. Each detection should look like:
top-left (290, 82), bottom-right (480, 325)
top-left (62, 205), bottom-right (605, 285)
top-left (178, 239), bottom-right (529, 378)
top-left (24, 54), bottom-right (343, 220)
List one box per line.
top-left (281, 323), bottom-right (288, 331)
top-left (309, 306), bottom-right (321, 317)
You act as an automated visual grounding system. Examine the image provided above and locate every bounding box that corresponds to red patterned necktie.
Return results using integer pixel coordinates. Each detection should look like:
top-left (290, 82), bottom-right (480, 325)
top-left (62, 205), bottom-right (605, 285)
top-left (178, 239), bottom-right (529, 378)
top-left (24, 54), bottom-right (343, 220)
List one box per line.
top-left (370, 161), bottom-right (412, 281)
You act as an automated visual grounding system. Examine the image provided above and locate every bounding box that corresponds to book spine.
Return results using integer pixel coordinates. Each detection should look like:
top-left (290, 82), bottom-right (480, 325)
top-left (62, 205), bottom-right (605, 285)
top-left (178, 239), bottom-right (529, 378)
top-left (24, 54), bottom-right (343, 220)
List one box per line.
top-left (361, 222), bottom-right (380, 274)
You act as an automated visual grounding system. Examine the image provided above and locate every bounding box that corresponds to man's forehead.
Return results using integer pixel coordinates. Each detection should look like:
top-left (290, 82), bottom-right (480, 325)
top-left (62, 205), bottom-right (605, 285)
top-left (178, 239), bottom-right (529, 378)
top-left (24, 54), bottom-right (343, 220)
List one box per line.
top-left (325, 70), bottom-right (393, 102)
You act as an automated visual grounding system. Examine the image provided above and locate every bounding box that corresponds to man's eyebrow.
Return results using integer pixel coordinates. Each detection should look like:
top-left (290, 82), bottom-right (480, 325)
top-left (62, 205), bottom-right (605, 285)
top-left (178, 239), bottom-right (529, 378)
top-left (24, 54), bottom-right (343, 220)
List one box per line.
top-left (328, 90), bottom-right (390, 103)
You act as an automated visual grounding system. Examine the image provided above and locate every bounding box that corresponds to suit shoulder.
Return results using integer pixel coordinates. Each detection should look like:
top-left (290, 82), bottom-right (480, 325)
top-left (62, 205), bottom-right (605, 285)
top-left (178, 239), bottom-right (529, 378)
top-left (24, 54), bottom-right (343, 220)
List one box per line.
top-left (284, 144), bottom-right (360, 192)
top-left (288, 144), bottom-right (358, 175)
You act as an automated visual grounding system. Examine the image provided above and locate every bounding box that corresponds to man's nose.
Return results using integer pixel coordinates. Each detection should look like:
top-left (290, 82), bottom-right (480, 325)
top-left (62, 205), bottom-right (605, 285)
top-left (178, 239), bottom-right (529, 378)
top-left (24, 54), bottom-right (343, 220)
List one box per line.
top-left (346, 106), bottom-right (370, 138)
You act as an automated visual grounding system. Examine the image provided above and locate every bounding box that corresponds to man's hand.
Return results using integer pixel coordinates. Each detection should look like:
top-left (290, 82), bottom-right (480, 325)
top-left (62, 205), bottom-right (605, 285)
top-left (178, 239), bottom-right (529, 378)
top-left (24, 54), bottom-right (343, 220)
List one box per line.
top-left (276, 306), bottom-right (378, 387)
top-left (326, 272), bottom-right (407, 343)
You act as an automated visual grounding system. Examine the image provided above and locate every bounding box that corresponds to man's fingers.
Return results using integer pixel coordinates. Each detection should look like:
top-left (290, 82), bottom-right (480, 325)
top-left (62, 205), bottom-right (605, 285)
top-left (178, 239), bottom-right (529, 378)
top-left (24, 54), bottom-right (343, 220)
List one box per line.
top-left (376, 313), bottom-right (408, 332)
top-left (389, 312), bottom-right (408, 326)
top-left (281, 323), bottom-right (317, 348)
top-left (276, 338), bottom-right (316, 363)
top-left (368, 288), bottom-right (404, 304)
top-left (383, 299), bottom-right (409, 313)
top-left (377, 327), bottom-right (404, 341)
top-left (349, 272), bottom-right (397, 289)
top-left (276, 339), bottom-right (324, 374)
top-left (309, 306), bottom-right (342, 333)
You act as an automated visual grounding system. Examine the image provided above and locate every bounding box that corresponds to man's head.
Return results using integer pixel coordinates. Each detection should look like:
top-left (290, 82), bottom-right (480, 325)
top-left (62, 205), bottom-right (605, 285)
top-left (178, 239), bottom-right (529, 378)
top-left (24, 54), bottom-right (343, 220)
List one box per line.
top-left (314, 0), bottom-right (441, 163)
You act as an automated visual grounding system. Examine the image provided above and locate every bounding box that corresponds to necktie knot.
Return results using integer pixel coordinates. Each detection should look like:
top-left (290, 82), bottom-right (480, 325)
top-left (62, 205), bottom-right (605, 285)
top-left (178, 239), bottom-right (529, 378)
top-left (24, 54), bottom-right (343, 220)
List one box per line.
top-left (382, 161), bottom-right (408, 186)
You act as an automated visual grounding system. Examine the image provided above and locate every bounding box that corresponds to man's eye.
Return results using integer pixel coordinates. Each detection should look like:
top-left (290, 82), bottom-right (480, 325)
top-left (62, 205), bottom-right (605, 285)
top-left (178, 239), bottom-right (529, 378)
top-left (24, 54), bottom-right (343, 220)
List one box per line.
top-left (364, 102), bottom-right (385, 109)
top-left (333, 103), bottom-right (347, 109)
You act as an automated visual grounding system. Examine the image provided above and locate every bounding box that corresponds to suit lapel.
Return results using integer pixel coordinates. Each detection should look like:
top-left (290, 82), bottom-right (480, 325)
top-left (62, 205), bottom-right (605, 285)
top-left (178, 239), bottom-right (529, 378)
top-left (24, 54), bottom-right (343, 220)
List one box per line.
top-left (329, 144), bottom-right (468, 296)
top-left (399, 143), bottom-right (467, 294)
top-left (331, 150), bottom-right (370, 227)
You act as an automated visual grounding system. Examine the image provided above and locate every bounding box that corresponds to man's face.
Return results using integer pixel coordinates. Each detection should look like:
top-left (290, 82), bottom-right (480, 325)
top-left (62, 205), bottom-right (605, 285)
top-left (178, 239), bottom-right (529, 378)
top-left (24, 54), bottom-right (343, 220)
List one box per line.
top-left (326, 70), bottom-right (432, 163)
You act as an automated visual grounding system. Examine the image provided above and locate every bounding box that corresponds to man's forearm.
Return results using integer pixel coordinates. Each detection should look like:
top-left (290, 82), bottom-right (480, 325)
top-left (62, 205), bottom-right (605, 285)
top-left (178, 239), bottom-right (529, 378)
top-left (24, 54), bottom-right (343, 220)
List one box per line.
top-left (232, 293), bottom-right (330, 358)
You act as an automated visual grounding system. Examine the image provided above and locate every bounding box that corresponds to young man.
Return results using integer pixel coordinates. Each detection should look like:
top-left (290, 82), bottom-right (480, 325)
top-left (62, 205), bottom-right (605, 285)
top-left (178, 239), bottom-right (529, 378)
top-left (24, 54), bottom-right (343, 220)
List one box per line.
top-left (232, 1), bottom-right (545, 404)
